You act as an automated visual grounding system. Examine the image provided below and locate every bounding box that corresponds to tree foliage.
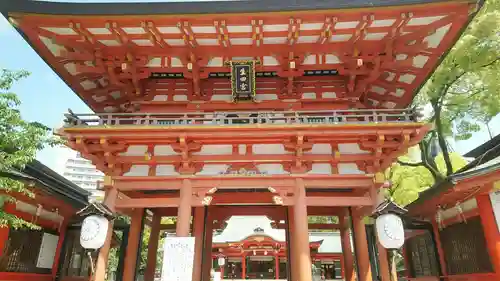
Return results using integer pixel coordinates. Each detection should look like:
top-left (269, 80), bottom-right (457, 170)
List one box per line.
top-left (386, 147), bottom-right (468, 206)
top-left (407, 0), bottom-right (500, 177)
top-left (106, 216), bottom-right (175, 280)
top-left (307, 216), bottom-right (339, 232)
top-left (308, 216), bottom-right (339, 224)
top-left (0, 69), bottom-right (59, 229)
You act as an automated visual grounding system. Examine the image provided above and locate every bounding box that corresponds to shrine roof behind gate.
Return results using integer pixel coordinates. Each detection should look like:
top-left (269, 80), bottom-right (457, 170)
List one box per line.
top-left (213, 216), bottom-right (343, 253)
top-left (0, 0), bottom-right (482, 113)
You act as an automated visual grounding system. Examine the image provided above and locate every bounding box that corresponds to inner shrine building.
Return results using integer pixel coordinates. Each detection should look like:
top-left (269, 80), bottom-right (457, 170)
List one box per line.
top-left (0, 0), bottom-right (481, 281)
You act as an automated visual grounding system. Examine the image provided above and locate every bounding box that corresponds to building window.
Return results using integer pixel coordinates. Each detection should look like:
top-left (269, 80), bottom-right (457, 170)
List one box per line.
top-left (0, 228), bottom-right (60, 274)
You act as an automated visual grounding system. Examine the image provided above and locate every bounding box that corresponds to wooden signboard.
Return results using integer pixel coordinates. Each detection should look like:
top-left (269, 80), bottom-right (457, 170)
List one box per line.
top-left (230, 61), bottom-right (256, 101)
top-left (161, 237), bottom-right (196, 281)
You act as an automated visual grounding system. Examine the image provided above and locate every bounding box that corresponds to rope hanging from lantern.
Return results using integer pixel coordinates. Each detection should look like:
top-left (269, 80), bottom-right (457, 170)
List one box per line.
top-left (86, 250), bottom-right (98, 281)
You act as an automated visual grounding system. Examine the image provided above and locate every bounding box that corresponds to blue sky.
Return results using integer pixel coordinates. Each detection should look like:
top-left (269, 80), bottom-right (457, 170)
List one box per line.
top-left (0, 7), bottom-right (498, 174)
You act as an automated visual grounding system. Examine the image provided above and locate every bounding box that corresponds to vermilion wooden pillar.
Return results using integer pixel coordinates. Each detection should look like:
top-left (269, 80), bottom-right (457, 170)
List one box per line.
top-left (0, 226), bottom-right (9, 254)
top-left (340, 257), bottom-right (345, 279)
top-left (376, 240), bottom-right (391, 281)
top-left (144, 213), bottom-right (162, 281)
top-left (51, 220), bottom-right (69, 279)
top-left (352, 213), bottom-right (373, 281)
top-left (202, 210), bottom-right (214, 281)
top-left (477, 193), bottom-right (500, 279)
top-left (177, 179), bottom-right (192, 236)
top-left (431, 220), bottom-right (447, 276)
top-left (275, 255), bottom-right (279, 279)
top-left (288, 206), bottom-right (298, 281)
top-left (293, 178), bottom-right (313, 281)
top-left (242, 255), bottom-right (246, 279)
top-left (94, 185), bottom-right (118, 281)
top-left (340, 216), bottom-right (354, 281)
top-left (192, 207), bottom-right (206, 281)
top-left (123, 208), bottom-right (145, 281)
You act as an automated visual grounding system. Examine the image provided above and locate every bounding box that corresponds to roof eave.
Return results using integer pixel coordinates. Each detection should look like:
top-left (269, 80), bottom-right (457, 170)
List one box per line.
top-left (0, 0), bottom-right (476, 17)
top-left (450, 162), bottom-right (500, 183)
top-left (407, 160), bottom-right (500, 214)
top-left (23, 160), bottom-right (90, 207)
top-left (464, 134), bottom-right (500, 158)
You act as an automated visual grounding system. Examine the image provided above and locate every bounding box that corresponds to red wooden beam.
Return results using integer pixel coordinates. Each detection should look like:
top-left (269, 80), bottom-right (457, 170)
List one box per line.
top-left (211, 206), bottom-right (285, 220)
top-left (275, 223), bottom-right (340, 230)
top-left (61, 124), bottom-right (428, 141)
top-left (211, 193), bottom-right (274, 205)
top-left (283, 196), bottom-right (373, 206)
top-left (112, 174), bottom-right (375, 191)
top-left (115, 196), bottom-right (204, 209)
top-left (115, 153), bottom-right (378, 165)
top-left (0, 189), bottom-right (76, 218)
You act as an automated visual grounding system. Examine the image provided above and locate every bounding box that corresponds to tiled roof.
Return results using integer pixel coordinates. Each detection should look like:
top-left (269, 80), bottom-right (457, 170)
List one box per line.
top-left (452, 155), bottom-right (500, 181)
top-left (0, 160), bottom-right (90, 208)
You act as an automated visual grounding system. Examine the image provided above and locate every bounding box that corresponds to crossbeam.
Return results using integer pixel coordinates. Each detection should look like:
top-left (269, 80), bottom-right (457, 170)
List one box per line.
top-left (115, 153), bottom-right (378, 165)
top-left (282, 196), bottom-right (373, 207)
top-left (274, 223), bottom-right (341, 230)
top-left (112, 174), bottom-right (375, 191)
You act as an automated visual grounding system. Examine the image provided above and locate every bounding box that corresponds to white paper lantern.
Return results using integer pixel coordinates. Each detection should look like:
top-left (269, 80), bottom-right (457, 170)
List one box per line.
top-left (80, 215), bottom-right (109, 249)
top-left (375, 213), bottom-right (405, 249)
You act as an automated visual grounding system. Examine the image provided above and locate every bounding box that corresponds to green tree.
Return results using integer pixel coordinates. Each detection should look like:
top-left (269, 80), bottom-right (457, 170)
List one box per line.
top-left (386, 147), bottom-right (468, 206)
top-left (405, 0), bottom-right (500, 178)
top-left (0, 69), bottom-right (59, 229)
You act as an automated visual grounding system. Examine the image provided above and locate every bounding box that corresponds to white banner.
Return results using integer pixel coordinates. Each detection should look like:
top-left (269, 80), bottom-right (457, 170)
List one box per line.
top-left (161, 237), bottom-right (196, 281)
top-left (489, 191), bottom-right (500, 232)
top-left (36, 233), bottom-right (59, 269)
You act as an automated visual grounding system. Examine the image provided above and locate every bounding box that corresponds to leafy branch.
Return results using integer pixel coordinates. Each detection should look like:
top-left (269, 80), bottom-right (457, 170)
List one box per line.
top-left (0, 69), bottom-right (59, 229)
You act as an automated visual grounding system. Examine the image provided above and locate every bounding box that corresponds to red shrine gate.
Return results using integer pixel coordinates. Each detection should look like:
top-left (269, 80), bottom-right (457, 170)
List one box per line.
top-left (0, 0), bottom-right (481, 281)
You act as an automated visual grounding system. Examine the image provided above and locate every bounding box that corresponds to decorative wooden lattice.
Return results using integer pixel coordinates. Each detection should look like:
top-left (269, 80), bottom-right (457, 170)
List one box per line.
top-left (0, 229), bottom-right (51, 274)
top-left (406, 231), bottom-right (439, 277)
top-left (439, 217), bottom-right (493, 275)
